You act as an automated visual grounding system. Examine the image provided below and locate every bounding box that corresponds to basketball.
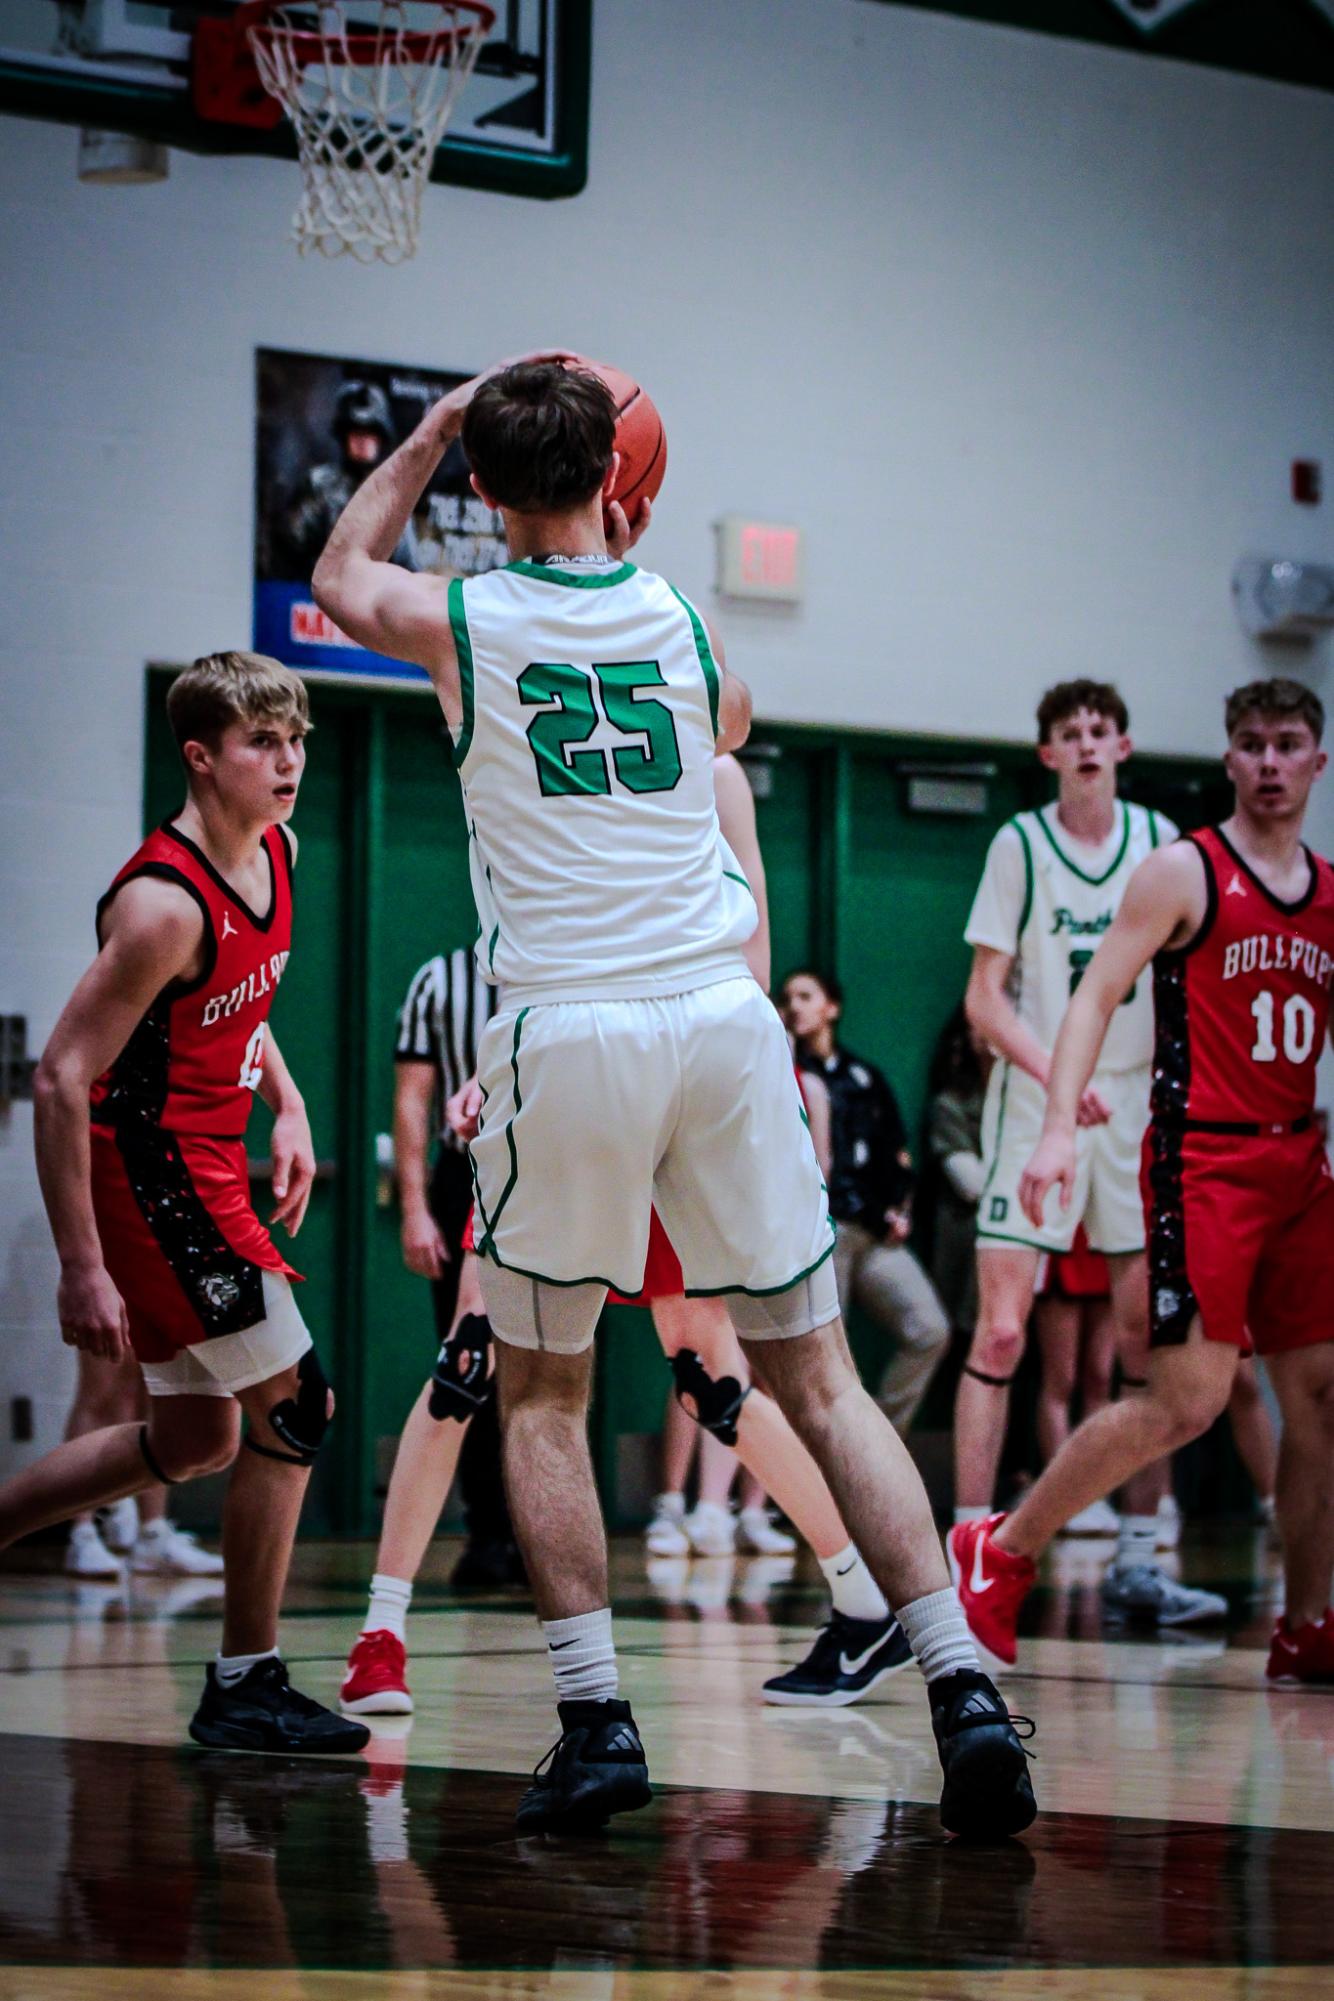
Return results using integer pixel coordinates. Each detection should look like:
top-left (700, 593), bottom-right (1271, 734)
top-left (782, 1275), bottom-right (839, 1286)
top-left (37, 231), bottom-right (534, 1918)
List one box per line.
top-left (570, 355), bottom-right (667, 522)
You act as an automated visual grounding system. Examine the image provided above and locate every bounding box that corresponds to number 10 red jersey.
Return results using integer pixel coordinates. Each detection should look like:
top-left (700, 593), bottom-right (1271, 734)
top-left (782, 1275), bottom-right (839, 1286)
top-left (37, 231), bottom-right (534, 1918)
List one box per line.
top-left (1151, 826), bottom-right (1334, 1129)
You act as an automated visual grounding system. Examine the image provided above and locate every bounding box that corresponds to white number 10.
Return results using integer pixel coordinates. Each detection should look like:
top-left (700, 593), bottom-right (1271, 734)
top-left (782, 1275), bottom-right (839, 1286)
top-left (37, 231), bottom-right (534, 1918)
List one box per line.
top-left (1250, 989), bottom-right (1316, 1064)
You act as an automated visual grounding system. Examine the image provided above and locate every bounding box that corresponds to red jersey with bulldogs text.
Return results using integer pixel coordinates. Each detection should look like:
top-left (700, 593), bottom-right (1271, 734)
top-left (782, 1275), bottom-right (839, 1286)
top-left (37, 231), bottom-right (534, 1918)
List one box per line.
top-left (88, 820), bottom-right (298, 1363)
top-left (1144, 824), bottom-right (1334, 1359)
top-left (1151, 825), bottom-right (1334, 1129)
top-left (91, 821), bottom-right (293, 1136)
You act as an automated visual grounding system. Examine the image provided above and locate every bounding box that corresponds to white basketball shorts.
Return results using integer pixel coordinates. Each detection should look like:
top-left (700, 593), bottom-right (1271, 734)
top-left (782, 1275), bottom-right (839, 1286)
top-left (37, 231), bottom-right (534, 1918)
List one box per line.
top-left (470, 975), bottom-right (836, 1315)
top-left (138, 1271), bottom-right (313, 1398)
top-left (976, 1061), bottom-right (1150, 1257)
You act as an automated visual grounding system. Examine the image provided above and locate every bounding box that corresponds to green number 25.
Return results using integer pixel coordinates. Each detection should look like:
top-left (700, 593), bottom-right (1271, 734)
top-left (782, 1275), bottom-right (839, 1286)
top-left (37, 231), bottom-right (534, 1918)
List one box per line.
top-left (518, 660), bottom-right (684, 799)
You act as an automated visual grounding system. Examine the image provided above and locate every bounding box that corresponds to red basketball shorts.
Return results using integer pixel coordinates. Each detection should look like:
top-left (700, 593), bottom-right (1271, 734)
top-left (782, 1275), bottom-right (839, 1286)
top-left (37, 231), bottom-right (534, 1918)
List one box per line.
top-left (464, 1202), bottom-right (684, 1305)
top-left (90, 1124), bottom-right (299, 1366)
top-left (1039, 1225), bottom-right (1110, 1302)
top-left (1142, 1124), bottom-right (1334, 1355)
top-left (609, 1208), bottom-right (684, 1307)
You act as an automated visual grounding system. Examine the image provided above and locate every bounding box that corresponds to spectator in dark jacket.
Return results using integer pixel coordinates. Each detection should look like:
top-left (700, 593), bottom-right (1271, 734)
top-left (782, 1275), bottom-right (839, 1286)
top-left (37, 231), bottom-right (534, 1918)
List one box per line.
top-left (782, 970), bottom-right (950, 1435)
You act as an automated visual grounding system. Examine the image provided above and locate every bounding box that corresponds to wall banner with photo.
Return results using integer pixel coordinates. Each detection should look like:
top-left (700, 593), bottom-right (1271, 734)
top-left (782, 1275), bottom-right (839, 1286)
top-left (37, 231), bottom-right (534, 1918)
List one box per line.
top-left (255, 347), bottom-right (508, 682)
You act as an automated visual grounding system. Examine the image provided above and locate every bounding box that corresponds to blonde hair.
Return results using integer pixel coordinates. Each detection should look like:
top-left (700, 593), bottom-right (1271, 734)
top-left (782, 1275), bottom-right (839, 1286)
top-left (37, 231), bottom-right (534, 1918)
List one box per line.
top-left (166, 651), bottom-right (311, 766)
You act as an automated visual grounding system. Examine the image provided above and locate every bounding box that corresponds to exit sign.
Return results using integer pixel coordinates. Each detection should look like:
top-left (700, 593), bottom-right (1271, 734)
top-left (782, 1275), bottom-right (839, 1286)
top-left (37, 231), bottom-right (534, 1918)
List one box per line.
top-left (716, 516), bottom-right (804, 603)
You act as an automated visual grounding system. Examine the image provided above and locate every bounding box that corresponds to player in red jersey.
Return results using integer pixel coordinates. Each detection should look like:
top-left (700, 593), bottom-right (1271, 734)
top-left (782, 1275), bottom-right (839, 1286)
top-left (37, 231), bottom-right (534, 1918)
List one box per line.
top-left (949, 679), bottom-right (1334, 1684)
top-left (0, 652), bottom-right (368, 1753)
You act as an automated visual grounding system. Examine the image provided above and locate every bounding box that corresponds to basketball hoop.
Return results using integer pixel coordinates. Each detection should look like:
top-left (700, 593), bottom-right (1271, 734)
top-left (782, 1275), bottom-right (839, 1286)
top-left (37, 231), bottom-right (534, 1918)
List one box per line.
top-left (237, 1), bottom-right (495, 264)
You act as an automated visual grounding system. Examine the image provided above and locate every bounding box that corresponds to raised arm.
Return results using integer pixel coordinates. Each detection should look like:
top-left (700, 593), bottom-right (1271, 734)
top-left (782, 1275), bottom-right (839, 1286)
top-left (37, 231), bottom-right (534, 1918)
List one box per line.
top-left (313, 350), bottom-right (584, 718)
top-left (1019, 842), bottom-right (1205, 1224)
top-left (311, 395), bottom-right (467, 713)
top-left (713, 751), bottom-right (770, 990)
top-left (33, 879), bottom-right (204, 1359)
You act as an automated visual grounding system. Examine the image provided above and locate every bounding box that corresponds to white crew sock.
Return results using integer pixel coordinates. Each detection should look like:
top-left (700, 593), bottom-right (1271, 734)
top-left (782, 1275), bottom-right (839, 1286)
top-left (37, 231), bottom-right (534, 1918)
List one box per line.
top-left (1115, 1514), bottom-right (1159, 1569)
top-left (896, 1588), bottom-right (980, 1684)
top-left (819, 1544), bottom-right (890, 1623)
top-left (544, 1607), bottom-right (618, 1705)
top-left (136, 1518), bottom-right (172, 1543)
top-left (953, 1505), bottom-right (990, 1526)
top-left (215, 1646), bottom-right (279, 1688)
top-left (365, 1571), bottom-right (413, 1643)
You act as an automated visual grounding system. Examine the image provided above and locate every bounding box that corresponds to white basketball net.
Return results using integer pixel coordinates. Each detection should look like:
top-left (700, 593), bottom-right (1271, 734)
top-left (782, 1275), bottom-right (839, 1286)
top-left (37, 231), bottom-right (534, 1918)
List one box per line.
top-left (247, 1), bottom-right (494, 264)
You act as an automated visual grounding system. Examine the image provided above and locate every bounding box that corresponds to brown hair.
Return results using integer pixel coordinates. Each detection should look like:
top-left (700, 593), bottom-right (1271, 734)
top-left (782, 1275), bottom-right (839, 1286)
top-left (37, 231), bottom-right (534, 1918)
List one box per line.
top-left (1036, 679), bottom-right (1129, 743)
top-left (1224, 677), bottom-right (1325, 744)
top-left (461, 362), bottom-right (616, 513)
top-left (166, 651), bottom-right (310, 767)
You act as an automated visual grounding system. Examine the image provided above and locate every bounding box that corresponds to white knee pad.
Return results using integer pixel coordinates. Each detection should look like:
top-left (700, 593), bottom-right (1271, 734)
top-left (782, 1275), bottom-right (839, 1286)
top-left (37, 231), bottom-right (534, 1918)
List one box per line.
top-left (725, 1257), bottom-right (841, 1341)
top-left (479, 1260), bottom-right (607, 1354)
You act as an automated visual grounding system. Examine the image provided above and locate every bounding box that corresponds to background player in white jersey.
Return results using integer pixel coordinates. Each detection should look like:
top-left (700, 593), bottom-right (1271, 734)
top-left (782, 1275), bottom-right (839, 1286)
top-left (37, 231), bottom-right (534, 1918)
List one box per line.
top-left (312, 354), bottom-right (1034, 1841)
top-left (954, 681), bottom-right (1224, 1627)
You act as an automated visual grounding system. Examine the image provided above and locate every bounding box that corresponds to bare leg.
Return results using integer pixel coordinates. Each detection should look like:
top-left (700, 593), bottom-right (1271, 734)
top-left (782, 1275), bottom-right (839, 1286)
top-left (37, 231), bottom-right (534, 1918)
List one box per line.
top-left (695, 1428), bottom-right (738, 1508)
top-left (1265, 1344), bottom-right (1334, 1627)
top-left (496, 1343), bottom-right (604, 1622)
top-left (954, 1246), bottom-right (1041, 1510)
top-left (742, 1317), bottom-right (948, 1608)
top-left (1106, 1253), bottom-right (1169, 1520)
top-left (653, 1294), bottom-right (849, 1559)
top-left (0, 1393), bottom-right (235, 1546)
top-left (1033, 1295), bottom-right (1079, 1466)
top-left (658, 1386), bottom-right (697, 1499)
top-left (995, 1322), bottom-right (1237, 1560)
top-left (64, 1352), bottom-right (151, 1529)
top-left (1079, 1298), bottom-right (1117, 1417)
top-left (131, 1380), bottom-right (169, 1527)
top-left (1227, 1357), bottom-right (1279, 1504)
top-left (375, 1384), bottom-right (470, 1581)
top-left (221, 1364), bottom-right (327, 1656)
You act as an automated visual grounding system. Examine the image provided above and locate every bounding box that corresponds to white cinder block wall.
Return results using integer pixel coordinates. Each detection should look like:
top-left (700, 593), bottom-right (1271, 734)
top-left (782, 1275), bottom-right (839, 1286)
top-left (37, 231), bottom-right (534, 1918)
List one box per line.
top-left (2, 0), bottom-right (1333, 1472)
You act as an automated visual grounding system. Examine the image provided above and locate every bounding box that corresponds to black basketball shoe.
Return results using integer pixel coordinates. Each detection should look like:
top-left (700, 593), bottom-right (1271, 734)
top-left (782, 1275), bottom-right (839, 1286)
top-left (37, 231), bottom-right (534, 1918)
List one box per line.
top-left (189, 1657), bottom-right (371, 1755)
top-left (762, 1611), bottom-right (913, 1706)
top-left (515, 1698), bottom-right (652, 1834)
top-left (929, 1667), bottom-right (1036, 1840)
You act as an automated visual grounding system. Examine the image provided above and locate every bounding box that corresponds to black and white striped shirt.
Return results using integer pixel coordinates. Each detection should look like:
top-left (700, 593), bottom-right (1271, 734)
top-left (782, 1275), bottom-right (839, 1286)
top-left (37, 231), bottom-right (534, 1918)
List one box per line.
top-left (394, 950), bottom-right (499, 1145)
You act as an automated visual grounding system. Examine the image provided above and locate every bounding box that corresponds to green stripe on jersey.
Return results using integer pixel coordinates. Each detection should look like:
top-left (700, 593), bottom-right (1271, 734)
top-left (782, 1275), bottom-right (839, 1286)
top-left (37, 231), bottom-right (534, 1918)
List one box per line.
top-left (1034, 801), bottom-right (1131, 886)
top-left (504, 560), bottom-right (637, 589)
top-left (669, 586), bottom-right (720, 737)
top-left (447, 577), bottom-right (475, 768)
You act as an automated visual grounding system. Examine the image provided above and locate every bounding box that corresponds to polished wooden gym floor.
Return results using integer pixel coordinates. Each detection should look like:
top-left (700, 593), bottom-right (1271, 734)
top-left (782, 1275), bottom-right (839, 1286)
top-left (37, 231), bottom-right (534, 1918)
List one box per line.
top-left (1, 1528), bottom-right (1332, 2000)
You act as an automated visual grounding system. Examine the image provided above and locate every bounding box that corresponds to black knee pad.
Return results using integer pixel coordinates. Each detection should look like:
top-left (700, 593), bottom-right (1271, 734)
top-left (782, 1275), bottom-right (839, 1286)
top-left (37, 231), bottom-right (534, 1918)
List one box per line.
top-left (246, 1348), bottom-right (332, 1467)
top-left (428, 1312), bottom-right (494, 1423)
top-left (670, 1348), bottom-right (751, 1447)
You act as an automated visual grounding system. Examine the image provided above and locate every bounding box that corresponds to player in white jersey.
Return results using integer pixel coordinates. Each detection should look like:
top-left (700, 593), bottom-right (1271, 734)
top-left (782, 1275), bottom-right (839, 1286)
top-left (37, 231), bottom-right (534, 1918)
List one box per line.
top-left (312, 353), bottom-right (1034, 1842)
top-left (953, 680), bottom-right (1224, 1628)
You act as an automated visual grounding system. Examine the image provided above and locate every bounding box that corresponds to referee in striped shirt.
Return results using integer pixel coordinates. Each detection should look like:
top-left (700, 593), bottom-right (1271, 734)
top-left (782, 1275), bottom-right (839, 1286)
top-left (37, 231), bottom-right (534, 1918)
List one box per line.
top-left (394, 948), bottom-right (519, 1586)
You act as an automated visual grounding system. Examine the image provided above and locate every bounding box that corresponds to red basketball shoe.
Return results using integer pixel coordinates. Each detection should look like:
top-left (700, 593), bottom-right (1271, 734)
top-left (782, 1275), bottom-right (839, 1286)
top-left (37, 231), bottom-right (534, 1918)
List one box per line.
top-left (341, 1630), bottom-right (413, 1715)
top-left (946, 1515), bottom-right (1036, 1670)
top-left (1265, 1611), bottom-right (1334, 1687)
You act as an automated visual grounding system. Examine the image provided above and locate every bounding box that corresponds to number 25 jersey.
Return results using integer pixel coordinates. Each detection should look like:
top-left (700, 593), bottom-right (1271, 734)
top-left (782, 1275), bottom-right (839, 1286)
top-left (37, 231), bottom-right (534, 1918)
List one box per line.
top-left (1152, 825), bottom-right (1334, 1127)
top-left (449, 560), bottom-right (756, 1001)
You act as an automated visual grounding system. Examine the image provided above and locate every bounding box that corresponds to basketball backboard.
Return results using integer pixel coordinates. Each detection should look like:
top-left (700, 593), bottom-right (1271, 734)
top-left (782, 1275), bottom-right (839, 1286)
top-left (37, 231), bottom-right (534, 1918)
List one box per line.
top-left (0, 0), bottom-right (588, 197)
